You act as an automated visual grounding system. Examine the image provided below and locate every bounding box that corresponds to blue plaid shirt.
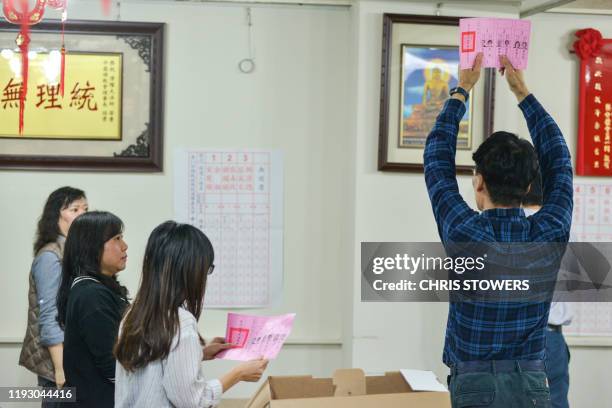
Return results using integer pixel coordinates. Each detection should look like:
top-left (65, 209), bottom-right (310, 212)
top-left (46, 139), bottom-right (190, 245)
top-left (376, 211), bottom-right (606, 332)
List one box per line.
top-left (423, 94), bottom-right (573, 366)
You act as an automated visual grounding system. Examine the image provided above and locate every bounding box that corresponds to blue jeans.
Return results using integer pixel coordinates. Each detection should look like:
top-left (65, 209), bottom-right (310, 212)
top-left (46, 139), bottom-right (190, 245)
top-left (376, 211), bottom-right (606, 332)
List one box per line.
top-left (449, 360), bottom-right (551, 407)
top-left (544, 330), bottom-right (570, 408)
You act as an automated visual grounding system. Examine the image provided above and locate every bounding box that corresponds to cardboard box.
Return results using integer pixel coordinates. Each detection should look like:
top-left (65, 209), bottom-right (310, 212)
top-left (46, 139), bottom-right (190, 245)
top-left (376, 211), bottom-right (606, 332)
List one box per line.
top-left (219, 400), bottom-right (249, 408)
top-left (245, 368), bottom-right (451, 408)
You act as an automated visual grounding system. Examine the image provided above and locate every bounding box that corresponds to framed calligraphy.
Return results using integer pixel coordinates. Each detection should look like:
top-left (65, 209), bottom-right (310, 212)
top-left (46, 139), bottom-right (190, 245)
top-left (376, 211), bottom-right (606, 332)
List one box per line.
top-left (574, 30), bottom-right (612, 176)
top-left (0, 20), bottom-right (164, 171)
top-left (378, 14), bottom-right (495, 173)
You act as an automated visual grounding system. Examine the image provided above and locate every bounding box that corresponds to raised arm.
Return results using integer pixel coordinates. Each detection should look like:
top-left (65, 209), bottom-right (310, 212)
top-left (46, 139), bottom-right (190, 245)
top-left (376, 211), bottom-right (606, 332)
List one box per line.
top-left (500, 55), bottom-right (573, 238)
top-left (423, 54), bottom-right (482, 242)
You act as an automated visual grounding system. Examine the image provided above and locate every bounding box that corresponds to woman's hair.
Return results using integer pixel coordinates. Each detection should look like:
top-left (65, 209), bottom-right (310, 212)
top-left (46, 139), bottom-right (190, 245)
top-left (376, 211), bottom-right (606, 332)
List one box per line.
top-left (115, 221), bottom-right (214, 372)
top-left (34, 186), bottom-right (86, 254)
top-left (56, 211), bottom-right (128, 328)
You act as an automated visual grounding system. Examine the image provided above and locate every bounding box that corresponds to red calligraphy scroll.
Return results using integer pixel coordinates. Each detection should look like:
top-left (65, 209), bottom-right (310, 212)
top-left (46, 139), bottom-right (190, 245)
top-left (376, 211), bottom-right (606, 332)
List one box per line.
top-left (575, 29), bottom-right (612, 176)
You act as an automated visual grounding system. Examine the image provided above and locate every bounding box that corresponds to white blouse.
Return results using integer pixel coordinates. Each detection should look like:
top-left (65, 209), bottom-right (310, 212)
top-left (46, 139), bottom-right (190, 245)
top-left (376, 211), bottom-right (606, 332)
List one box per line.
top-left (115, 308), bottom-right (223, 408)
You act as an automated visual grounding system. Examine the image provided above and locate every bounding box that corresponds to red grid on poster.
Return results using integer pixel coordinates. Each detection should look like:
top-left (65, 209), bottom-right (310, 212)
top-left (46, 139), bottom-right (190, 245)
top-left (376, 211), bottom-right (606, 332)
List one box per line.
top-left (186, 151), bottom-right (272, 307)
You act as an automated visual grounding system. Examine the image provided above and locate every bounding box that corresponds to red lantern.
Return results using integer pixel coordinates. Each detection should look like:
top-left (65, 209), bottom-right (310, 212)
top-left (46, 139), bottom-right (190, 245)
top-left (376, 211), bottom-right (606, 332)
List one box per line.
top-left (1, 0), bottom-right (107, 133)
top-left (2, 0), bottom-right (47, 133)
top-left (2, 0), bottom-right (46, 24)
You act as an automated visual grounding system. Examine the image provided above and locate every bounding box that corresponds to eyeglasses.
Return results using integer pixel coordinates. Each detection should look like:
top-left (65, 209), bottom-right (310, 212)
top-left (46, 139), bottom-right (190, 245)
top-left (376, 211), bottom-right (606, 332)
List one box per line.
top-left (208, 264), bottom-right (215, 275)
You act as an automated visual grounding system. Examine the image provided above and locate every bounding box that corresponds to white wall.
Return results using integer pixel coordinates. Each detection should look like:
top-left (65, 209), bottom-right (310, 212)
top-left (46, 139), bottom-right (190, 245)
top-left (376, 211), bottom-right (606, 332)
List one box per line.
top-left (0, 0), bottom-right (351, 400)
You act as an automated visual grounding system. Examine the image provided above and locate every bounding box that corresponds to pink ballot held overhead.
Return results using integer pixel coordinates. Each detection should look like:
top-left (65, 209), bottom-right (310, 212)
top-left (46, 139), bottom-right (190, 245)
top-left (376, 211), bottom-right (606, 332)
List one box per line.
top-left (459, 18), bottom-right (531, 69)
top-left (215, 313), bottom-right (296, 361)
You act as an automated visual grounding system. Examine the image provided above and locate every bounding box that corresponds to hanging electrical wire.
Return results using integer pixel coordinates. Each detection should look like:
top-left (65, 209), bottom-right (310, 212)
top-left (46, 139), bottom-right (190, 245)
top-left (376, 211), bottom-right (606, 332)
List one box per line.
top-left (238, 7), bottom-right (256, 74)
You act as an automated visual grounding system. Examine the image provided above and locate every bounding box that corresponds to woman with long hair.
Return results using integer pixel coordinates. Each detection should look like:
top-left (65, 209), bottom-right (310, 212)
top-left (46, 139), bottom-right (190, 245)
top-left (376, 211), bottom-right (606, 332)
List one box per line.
top-left (19, 187), bottom-right (87, 402)
top-left (57, 211), bottom-right (129, 408)
top-left (115, 221), bottom-right (268, 407)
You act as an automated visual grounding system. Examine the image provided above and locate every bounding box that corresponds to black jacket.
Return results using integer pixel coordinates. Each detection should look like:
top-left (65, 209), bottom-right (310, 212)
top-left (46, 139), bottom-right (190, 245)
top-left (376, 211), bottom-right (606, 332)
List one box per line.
top-left (63, 277), bottom-right (128, 408)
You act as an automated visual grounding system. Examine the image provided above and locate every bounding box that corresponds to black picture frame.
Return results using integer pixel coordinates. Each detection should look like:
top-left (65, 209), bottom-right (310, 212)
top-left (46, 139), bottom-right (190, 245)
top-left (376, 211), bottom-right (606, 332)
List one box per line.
top-left (378, 13), bottom-right (495, 174)
top-left (0, 19), bottom-right (164, 172)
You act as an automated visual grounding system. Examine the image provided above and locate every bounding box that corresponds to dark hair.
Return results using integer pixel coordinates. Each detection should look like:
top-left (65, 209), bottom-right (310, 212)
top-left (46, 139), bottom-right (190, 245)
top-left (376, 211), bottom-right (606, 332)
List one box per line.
top-left (115, 221), bottom-right (214, 372)
top-left (472, 131), bottom-right (539, 206)
top-left (522, 170), bottom-right (543, 207)
top-left (34, 187), bottom-right (86, 255)
top-left (56, 211), bottom-right (128, 328)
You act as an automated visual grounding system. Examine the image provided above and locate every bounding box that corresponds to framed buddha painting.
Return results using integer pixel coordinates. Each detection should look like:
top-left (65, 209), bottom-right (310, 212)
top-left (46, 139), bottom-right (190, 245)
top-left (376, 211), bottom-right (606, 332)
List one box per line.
top-left (378, 14), bottom-right (494, 173)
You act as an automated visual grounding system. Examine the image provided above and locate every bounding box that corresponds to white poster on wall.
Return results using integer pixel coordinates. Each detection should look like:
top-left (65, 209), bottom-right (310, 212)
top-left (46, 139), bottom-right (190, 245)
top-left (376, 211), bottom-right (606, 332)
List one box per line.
top-left (566, 182), bottom-right (612, 338)
top-left (174, 149), bottom-right (283, 308)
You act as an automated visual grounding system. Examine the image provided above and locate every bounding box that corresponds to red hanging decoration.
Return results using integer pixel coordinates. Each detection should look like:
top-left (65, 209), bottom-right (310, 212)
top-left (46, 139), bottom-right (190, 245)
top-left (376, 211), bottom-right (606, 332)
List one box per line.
top-left (2, 0), bottom-right (46, 133)
top-left (18, 0), bottom-right (29, 134)
top-left (573, 28), bottom-right (604, 60)
top-left (101, 0), bottom-right (111, 15)
top-left (2, 0), bottom-right (46, 24)
top-left (59, 44), bottom-right (65, 96)
top-left (2, 0), bottom-right (107, 133)
top-left (572, 28), bottom-right (612, 176)
top-left (47, 0), bottom-right (67, 96)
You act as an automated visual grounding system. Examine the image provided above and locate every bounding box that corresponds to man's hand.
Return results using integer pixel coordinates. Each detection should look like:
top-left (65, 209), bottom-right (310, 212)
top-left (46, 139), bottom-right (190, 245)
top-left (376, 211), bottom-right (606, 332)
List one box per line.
top-left (499, 55), bottom-right (530, 102)
top-left (203, 337), bottom-right (233, 361)
top-left (458, 52), bottom-right (483, 92)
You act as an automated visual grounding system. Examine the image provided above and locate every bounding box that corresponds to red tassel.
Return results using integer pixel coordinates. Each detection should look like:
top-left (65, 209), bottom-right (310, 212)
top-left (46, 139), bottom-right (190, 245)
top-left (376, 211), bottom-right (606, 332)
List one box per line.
top-left (18, 41), bottom-right (27, 134)
top-left (60, 46), bottom-right (66, 97)
top-left (60, 15), bottom-right (66, 96)
top-left (3, 0), bottom-right (47, 134)
top-left (18, 0), bottom-right (30, 135)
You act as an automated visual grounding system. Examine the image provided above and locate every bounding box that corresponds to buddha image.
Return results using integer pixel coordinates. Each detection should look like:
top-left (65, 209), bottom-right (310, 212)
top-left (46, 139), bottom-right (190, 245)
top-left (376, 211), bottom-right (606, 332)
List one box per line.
top-left (422, 66), bottom-right (449, 106)
top-left (400, 46), bottom-right (472, 149)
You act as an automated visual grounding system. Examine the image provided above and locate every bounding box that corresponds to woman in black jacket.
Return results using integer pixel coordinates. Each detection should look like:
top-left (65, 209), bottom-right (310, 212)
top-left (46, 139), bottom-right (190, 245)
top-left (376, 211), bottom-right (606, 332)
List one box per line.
top-left (56, 211), bottom-right (129, 408)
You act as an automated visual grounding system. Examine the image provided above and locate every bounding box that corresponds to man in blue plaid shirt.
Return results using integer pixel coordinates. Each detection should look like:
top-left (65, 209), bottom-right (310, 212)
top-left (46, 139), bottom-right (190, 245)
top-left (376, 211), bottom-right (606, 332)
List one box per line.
top-left (424, 53), bottom-right (573, 407)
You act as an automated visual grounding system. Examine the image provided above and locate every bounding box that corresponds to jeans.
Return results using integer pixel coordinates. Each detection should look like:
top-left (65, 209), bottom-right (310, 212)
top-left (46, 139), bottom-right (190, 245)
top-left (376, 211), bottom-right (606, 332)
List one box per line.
top-left (544, 330), bottom-right (570, 408)
top-left (449, 360), bottom-right (552, 407)
top-left (37, 376), bottom-right (63, 408)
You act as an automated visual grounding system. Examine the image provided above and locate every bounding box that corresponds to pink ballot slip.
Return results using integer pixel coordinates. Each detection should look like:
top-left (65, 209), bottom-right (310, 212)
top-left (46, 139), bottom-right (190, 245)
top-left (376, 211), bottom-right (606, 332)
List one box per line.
top-left (460, 17), bottom-right (531, 70)
top-left (215, 313), bottom-right (296, 361)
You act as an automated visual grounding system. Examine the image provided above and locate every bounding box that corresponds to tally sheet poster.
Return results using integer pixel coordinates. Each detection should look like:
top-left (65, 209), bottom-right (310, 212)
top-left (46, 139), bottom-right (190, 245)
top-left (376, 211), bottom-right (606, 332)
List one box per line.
top-left (175, 149), bottom-right (283, 308)
top-left (566, 182), bottom-right (612, 338)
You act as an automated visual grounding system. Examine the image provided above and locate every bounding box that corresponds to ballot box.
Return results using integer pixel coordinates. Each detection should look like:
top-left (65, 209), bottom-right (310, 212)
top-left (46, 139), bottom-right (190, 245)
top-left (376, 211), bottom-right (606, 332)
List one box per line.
top-left (244, 368), bottom-right (450, 408)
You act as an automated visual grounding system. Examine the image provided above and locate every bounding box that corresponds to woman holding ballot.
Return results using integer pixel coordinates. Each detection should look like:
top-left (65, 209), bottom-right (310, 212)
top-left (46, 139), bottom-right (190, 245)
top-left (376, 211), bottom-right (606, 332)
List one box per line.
top-left (114, 221), bottom-right (268, 408)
